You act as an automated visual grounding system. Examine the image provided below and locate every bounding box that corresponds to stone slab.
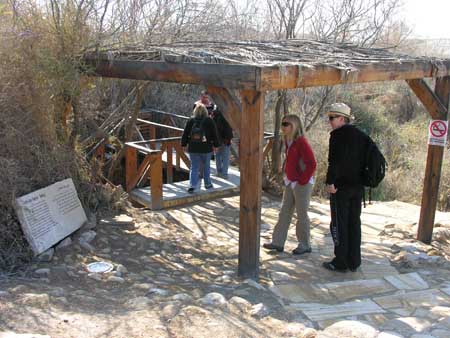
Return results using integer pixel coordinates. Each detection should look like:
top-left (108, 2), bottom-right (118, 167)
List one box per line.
top-left (360, 263), bottom-right (398, 280)
top-left (289, 299), bottom-right (385, 321)
top-left (15, 178), bottom-right (87, 255)
top-left (270, 283), bottom-right (334, 303)
top-left (374, 289), bottom-right (450, 309)
top-left (319, 278), bottom-right (395, 301)
top-left (385, 272), bottom-right (429, 290)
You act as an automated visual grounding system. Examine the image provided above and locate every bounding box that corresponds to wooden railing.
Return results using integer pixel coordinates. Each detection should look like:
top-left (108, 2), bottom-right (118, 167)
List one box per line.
top-left (125, 109), bottom-right (275, 209)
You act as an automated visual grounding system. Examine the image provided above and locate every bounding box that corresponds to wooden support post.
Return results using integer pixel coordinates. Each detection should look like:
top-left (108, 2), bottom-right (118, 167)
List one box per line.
top-left (149, 126), bottom-right (156, 149)
top-left (167, 142), bottom-right (173, 183)
top-left (415, 77), bottom-right (450, 243)
top-left (125, 146), bottom-right (137, 192)
top-left (238, 90), bottom-right (265, 279)
top-left (149, 152), bottom-right (163, 210)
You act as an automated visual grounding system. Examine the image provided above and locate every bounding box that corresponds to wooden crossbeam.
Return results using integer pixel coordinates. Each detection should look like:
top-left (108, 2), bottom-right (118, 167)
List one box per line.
top-left (85, 59), bottom-right (259, 90)
top-left (406, 79), bottom-right (448, 119)
top-left (207, 86), bottom-right (242, 133)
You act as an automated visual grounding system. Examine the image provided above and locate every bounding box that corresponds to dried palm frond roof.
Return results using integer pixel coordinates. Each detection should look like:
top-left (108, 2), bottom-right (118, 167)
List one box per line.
top-left (85, 39), bottom-right (450, 90)
top-left (90, 39), bottom-right (449, 69)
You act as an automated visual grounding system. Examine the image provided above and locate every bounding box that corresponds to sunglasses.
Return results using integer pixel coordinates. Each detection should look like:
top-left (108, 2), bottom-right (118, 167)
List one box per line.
top-left (328, 115), bottom-right (340, 121)
top-left (281, 121), bottom-right (291, 127)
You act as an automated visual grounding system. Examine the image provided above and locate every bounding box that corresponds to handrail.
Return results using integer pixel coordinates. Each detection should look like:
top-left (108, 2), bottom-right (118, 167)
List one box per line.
top-left (133, 137), bottom-right (181, 145)
top-left (140, 108), bottom-right (190, 120)
top-left (125, 142), bottom-right (162, 154)
top-left (136, 119), bottom-right (184, 131)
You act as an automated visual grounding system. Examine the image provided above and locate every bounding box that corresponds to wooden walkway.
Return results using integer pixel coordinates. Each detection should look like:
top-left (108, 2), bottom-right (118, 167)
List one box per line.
top-left (130, 160), bottom-right (240, 209)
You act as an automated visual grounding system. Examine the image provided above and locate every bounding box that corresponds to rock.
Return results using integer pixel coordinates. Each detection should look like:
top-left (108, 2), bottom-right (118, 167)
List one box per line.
top-left (429, 306), bottom-right (450, 320)
top-left (299, 328), bottom-right (318, 338)
top-left (161, 302), bottom-right (181, 320)
top-left (433, 228), bottom-right (450, 243)
top-left (250, 303), bottom-right (270, 318)
top-left (172, 293), bottom-right (192, 302)
top-left (83, 213), bottom-right (97, 230)
top-left (133, 283), bottom-right (154, 291)
top-left (191, 288), bottom-right (203, 299)
top-left (116, 264), bottom-right (128, 274)
top-left (125, 296), bottom-right (152, 309)
top-left (48, 287), bottom-right (65, 297)
top-left (0, 332), bottom-right (50, 338)
top-left (431, 329), bottom-right (450, 338)
top-left (232, 288), bottom-right (251, 297)
top-left (79, 241), bottom-right (95, 252)
top-left (87, 273), bottom-right (103, 281)
top-left (229, 296), bottom-right (252, 313)
top-left (35, 248), bottom-right (54, 262)
top-left (147, 288), bottom-right (169, 297)
top-left (34, 268), bottom-right (50, 277)
top-left (198, 292), bottom-right (227, 308)
top-left (19, 293), bottom-right (50, 307)
top-left (322, 320), bottom-right (378, 338)
top-left (79, 230), bottom-right (96, 243)
top-left (243, 278), bottom-right (266, 291)
top-left (0, 291), bottom-right (10, 298)
top-left (107, 276), bottom-right (125, 283)
top-left (410, 335), bottom-right (437, 338)
top-left (382, 317), bottom-right (432, 336)
top-left (56, 237), bottom-right (72, 250)
top-left (377, 333), bottom-right (405, 338)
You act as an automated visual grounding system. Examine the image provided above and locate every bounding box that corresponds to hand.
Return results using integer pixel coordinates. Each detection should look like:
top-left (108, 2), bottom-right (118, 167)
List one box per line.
top-left (213, 147), bottom-right (218, 153)
top-left (327, 184), bottom-right (337, 194)
top-left (182, 146), bottom-right (187, 153)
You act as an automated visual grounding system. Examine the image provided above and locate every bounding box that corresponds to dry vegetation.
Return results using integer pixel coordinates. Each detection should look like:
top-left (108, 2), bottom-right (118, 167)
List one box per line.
top-left (0, 0), bottom-right (449, 271)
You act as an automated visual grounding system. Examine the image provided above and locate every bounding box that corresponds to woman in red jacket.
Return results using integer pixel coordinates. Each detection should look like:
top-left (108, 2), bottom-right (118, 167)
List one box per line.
top-left (263, 114), bottom-right (317, 255)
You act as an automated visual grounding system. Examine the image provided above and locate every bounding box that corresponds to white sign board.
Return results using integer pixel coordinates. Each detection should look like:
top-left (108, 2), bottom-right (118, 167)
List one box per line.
top-left (428, 120), bottom-right (448, 146)
top-left (15, 178), bottom-right (87, 255)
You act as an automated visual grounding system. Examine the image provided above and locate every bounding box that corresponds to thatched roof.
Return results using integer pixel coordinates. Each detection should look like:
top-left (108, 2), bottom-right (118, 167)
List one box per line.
top-left (92, 39), bottom-right (448, 71)
top-left (85, 39), bottom-right (450, 90)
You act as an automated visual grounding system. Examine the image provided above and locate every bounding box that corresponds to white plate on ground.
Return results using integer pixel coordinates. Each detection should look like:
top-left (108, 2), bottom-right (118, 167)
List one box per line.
top-left (86, 262), bottom-right (113, 273)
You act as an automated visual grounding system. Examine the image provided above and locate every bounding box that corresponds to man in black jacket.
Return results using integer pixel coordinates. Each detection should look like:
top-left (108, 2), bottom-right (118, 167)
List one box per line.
top-left (211, 107), bottom-right (233, 179)
top-left (324, 103), bottom-right (369, 273)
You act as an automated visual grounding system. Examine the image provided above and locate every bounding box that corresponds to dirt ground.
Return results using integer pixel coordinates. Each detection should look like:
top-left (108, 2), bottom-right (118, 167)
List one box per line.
top-left (1, 195), bottom-right (450, 338)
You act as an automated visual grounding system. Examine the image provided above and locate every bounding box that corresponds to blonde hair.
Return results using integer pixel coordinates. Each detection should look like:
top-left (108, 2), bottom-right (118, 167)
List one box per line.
top-left (192, 103), bottom-right (208, 118)
top-left (282, 114), bottom-right (304, 140)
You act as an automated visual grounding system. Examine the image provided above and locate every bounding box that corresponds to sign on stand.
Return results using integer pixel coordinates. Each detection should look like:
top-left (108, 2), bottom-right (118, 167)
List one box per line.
top-left (15, 178), bottom-right (87, 255)
top-left (428, 120), bottom-right (448, 146)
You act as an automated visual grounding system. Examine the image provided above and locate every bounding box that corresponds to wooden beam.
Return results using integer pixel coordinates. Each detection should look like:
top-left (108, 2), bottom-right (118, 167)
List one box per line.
top-left (149, 152), bottom-right (163, 210)
top-left (406, 79), bottom-right (447, 119)
top-left (167, 142), bottom-right (173, 183)
top-left (417, 76), bottom-right (450, 243)
top-left (238, 89), bottom-right (265, 279)
top-left (259, 61), bottom-right (450, 90)
top-left (207, 86), bottom-right (242, 133)
top-left (125, 146), bottom-right (137, 192)
top-left (84, 58), bottom-right (259, 90)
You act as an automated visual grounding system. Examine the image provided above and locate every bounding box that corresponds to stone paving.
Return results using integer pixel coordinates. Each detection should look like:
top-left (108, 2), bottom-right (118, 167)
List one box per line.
top-left (1, 196), bottom-right (450, 337)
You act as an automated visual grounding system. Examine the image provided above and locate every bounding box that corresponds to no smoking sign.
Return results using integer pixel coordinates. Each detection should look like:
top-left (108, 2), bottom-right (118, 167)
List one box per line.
top-left (428, 120), bottom-right (448, 146)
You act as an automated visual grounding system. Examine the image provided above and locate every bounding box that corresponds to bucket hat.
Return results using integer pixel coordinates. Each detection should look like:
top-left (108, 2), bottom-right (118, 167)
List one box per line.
top-left (326, 102), bottom-right (353, 119)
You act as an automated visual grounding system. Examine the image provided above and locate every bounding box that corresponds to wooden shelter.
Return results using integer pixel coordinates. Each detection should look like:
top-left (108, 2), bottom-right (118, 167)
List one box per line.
top-left (85, 39), bottom-right (450, 278)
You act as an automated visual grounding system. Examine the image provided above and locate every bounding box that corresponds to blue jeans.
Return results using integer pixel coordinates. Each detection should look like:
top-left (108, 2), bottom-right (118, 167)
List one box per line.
top-left (215, 145), bottom-right (230, 177)
top-left (189, 152), bottom-right (212, 189)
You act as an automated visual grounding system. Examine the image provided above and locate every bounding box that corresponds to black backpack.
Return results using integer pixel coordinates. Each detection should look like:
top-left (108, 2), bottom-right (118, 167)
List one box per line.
top-left (362, 137), bottom-right (387, 188)
top-left (189, 118), bottom-right (206, 143)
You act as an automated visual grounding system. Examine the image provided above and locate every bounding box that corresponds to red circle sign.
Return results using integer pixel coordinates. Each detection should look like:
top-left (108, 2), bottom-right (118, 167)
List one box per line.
top-left (430, 120), bottom-right (448, 138)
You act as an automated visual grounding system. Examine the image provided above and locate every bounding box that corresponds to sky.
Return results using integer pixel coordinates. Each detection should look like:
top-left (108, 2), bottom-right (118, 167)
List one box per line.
top-left (402, 0), bottom-right (450, 39)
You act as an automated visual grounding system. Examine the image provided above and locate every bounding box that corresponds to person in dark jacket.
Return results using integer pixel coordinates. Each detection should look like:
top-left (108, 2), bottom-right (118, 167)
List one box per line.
top-left (181, 103), bottom-right (220, 193)
top-left (210, 107), bottom-right (233, 179)
top-left (263, 114), bottom-right (317, 255)
top-left (324, 102), bottom-right (370, 272)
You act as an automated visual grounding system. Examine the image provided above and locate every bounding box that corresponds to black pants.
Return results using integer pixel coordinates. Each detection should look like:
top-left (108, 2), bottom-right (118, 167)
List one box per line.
top-left (329, 186), bottom-right (363, 270)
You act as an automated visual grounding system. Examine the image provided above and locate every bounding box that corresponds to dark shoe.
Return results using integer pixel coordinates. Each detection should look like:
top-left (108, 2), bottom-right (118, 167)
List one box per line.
top-left (263, 243), bottom-right (284, 252)
top-left (349, 267), bottom-right (358, 272)
top-left (292, 247), bottom-right (312, 255)
top-left (322, 261), bottom-right (347, 273)
top-left (205, 184), bottom-right (213, 189)
top-left (187, 187), bottom-right (195, 194)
